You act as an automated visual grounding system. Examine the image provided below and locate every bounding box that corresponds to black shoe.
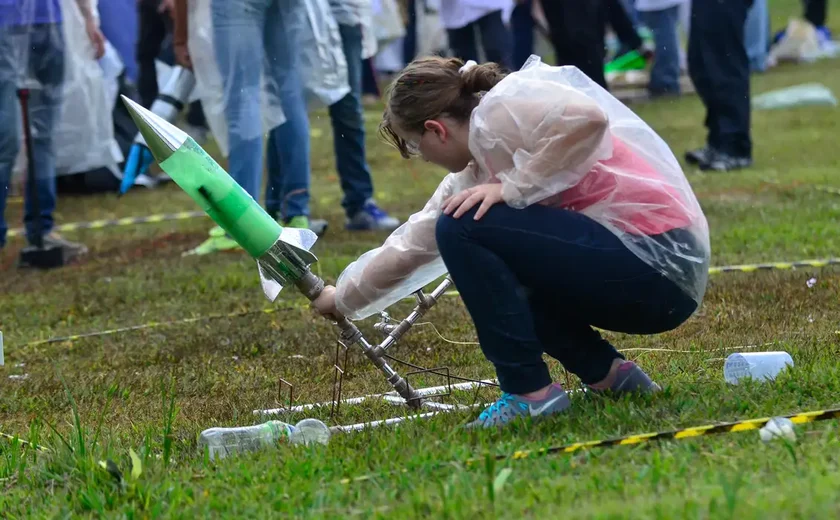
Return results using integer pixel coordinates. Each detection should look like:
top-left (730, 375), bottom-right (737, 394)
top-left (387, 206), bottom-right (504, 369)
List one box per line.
top-left (699, 150), bottom-right (752, 172)
top-left (685, 147), bottom-right (712, 165)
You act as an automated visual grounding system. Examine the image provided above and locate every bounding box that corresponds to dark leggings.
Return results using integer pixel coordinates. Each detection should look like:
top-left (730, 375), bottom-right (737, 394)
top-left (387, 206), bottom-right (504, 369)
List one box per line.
top-left (436, 203), bottom-right (698, 394)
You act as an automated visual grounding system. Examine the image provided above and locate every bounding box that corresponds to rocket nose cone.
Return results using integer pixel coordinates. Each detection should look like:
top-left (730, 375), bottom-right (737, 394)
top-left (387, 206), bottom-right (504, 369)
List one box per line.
top-left (121, 95), bottom-right (189, 163)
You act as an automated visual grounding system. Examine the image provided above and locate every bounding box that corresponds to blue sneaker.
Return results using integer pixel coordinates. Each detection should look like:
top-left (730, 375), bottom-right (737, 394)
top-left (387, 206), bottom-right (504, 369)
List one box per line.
top-left (346, 200), bottom-right (400, 231)
top-left (466, 383), bottom-right (571, 429)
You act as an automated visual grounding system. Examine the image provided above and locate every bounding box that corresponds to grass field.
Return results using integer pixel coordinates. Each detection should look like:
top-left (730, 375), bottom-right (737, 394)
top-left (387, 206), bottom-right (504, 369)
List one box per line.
top-left (3, 2), bottom-right (840, 517)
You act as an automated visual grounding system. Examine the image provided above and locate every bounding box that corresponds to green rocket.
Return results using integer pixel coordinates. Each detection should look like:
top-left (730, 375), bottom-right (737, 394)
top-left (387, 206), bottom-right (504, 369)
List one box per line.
top-left (121, 96), bottom-right (421, 406)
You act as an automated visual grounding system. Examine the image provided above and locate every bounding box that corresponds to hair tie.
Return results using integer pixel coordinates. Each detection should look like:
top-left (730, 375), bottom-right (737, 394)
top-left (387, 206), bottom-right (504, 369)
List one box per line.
top-left (459, 60), bottom-right (477, 75)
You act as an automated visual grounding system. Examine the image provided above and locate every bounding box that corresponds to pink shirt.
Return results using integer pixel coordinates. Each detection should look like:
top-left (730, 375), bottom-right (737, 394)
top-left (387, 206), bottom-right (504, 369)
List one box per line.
top-left (496, 137), bottom-right (693, 236)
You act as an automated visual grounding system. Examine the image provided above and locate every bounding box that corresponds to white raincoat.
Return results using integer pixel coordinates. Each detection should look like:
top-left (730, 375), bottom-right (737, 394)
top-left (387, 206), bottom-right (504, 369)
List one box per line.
top-left (335, 56), bottom-right (710, 320)
top-left (188, 0), bottom-right (352, 157)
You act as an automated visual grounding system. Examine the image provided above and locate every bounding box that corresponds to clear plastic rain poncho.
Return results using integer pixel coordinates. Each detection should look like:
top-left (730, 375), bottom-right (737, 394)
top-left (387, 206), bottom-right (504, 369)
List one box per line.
top-left (5, 0), bottom-right (121, 182)
top-left (335, 56), bottom-right (711, 320)
top-left (55, 0), bottom-right (122, 177)
top-left (188, 0), bottom-right (355, 157)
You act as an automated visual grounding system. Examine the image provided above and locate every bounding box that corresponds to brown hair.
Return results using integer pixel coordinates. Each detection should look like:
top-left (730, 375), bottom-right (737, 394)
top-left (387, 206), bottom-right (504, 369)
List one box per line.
top-left (379, 57), bottom-right (508, 158)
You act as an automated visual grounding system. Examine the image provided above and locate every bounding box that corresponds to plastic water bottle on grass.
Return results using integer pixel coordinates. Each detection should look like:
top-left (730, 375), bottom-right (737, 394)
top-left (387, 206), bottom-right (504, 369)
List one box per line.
top-left (199, 419), bottom-right (330, 460)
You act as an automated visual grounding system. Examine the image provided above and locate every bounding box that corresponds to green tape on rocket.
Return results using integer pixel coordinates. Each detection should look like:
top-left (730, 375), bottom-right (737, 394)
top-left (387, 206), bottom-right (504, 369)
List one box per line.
top-left (121, 95), bottom-right (282, 259)
top-left (160, 140), bottom-right (281, 258)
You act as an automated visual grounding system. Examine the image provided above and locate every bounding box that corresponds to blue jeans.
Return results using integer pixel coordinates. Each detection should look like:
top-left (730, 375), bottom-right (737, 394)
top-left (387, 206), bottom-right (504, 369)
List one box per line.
top-left (641, 6), bottom-right (681, 95)
top-left (435, 204), bottom-right (698, 394)
top-left (211, 0), bottom-right (310, 219)
top-left (327, 24), bottom-right (374, 217)
top-left (0, 24), bottom-right (65, 247)
top-left (744, 0), bottom-right (769, 73)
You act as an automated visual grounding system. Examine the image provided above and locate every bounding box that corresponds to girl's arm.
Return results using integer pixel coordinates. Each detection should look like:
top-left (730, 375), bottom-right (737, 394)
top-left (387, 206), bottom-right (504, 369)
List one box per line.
top-left (471, 80), bottom-right (613, 208)
top-left (335, 172), bottom-right (471, 320)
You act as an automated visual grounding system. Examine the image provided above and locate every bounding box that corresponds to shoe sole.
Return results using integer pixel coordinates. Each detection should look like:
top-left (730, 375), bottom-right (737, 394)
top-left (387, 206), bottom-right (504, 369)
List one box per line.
top-left (699, 162), bottom-right (752, 172)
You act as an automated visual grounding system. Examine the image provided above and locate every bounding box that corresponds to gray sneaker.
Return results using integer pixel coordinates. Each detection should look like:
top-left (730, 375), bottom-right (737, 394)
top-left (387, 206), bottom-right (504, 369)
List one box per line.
top-left (40, 233), bottom-right (89, 263)
top-left (685, 147), bottom-right (711, 165)
top-left (588, 362), bottom-right (661, 396)
top-left (466, 383), bottom-right (571, 429)
top-left (699, 150), bottom-right (752, 172)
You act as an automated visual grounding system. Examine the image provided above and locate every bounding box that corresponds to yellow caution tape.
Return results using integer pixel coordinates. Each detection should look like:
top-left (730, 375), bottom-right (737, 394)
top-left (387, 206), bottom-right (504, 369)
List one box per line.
top-left (13, 255), bottom-right (840, 349)
top-left (6, 211), bottom-right (206, 238)
top-left (343, 407), bottom-right (840, 484)
top-left (0, 432), bottom-right (49, 452)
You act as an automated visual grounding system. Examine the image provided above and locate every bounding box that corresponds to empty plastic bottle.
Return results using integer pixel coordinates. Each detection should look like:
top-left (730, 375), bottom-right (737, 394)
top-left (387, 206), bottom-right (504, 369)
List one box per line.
top-left (290, 418), bottom-right (332, 446)
top-left (199, 419), bottom-right (330, 460)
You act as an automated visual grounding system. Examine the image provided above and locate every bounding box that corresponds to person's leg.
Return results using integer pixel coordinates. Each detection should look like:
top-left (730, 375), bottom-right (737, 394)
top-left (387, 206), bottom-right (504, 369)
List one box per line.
top-left (184, 0), bottom-right (270, 255)
top-left (686, 0), bottom-right (719, 164)
top-left (136, 0), bottom-right (168, 108)
top-left (0, 27), bottom-right (22, 248)
top-left (436, 203), bottom-right (697, 394)
top-left (606, 0), bottom-right (642, 54)
top-left (402, 0), bottom-right (417, 65)
top-left (330, 24), bottom-right (372, 218)
top-left (263, 0), bottom-right (310, 220)
top-left (186, 100), bottom-right (207, 128)
top-left (211, 0), bottom-right (266, 203)
top-left (804, 0), bottom-right (827, 27)
top-left (24, 24), bottom-right (64, 244)
top-left (541, 0), bottom-right (608, 88)
top-left (511, 0), bottom-right (535, 70)
top-left (527, 293), bottom-right (623, 386)
top-left (361, 58), bottom-right (380, 97)
top-left (477, 10), bottom-right (513, 68)
top-left (744, 0), bottom-right (769, 72)
top-left (328, 24), bottom-right (400, 230)
top-left (446, 22), bottom-right (479, 63)
top-left (640, 6), bottom-right (681, 96)
top-left (687, 0), bottom-right (752, 169)
top-left (619, 0), bottom-right (640, 27)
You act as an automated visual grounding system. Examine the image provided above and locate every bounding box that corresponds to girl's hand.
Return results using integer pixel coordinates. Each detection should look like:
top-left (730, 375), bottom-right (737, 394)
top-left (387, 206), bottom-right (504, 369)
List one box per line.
top-left (311, 285), bottom-right (343, 321)
top-left (442, 184), bottom-right (503, 220)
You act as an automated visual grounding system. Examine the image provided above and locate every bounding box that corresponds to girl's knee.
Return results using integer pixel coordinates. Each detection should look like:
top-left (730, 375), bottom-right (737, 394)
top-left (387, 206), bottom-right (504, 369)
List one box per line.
top-left (435, 213), bottom-right (469, 249)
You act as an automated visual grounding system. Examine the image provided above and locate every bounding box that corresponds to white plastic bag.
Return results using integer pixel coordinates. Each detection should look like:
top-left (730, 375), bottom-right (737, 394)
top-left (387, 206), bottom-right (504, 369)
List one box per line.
top-left (372, 0), bottom-right (406, 46)
top-left (767, 19), bottom-right (823, 66)
top-left (416, 1), bottom-right (447, 57)
top-left (300, 0), bottom-right (350, 109)
top-left (54, 0), bottom-right (122, 176)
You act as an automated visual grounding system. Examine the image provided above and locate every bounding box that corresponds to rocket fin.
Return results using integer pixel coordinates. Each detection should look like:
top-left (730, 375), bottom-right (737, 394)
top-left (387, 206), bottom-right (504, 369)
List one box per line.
top-left (257, 260), bottom-right (283, 302)
top-left (278, 227), bottom-right (319, 265)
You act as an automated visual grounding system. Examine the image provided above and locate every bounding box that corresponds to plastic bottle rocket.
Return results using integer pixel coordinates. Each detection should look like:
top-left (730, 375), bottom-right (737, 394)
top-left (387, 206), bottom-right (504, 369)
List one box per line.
top-left (121, 96), bottom-right (422, 406)
top-left (120, 66), bottom-right (197, 196)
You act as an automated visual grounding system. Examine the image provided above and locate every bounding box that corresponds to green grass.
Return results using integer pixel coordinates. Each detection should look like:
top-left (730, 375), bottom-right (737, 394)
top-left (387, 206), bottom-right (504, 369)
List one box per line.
top-left (3, 2), bottom-right (840, 516)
